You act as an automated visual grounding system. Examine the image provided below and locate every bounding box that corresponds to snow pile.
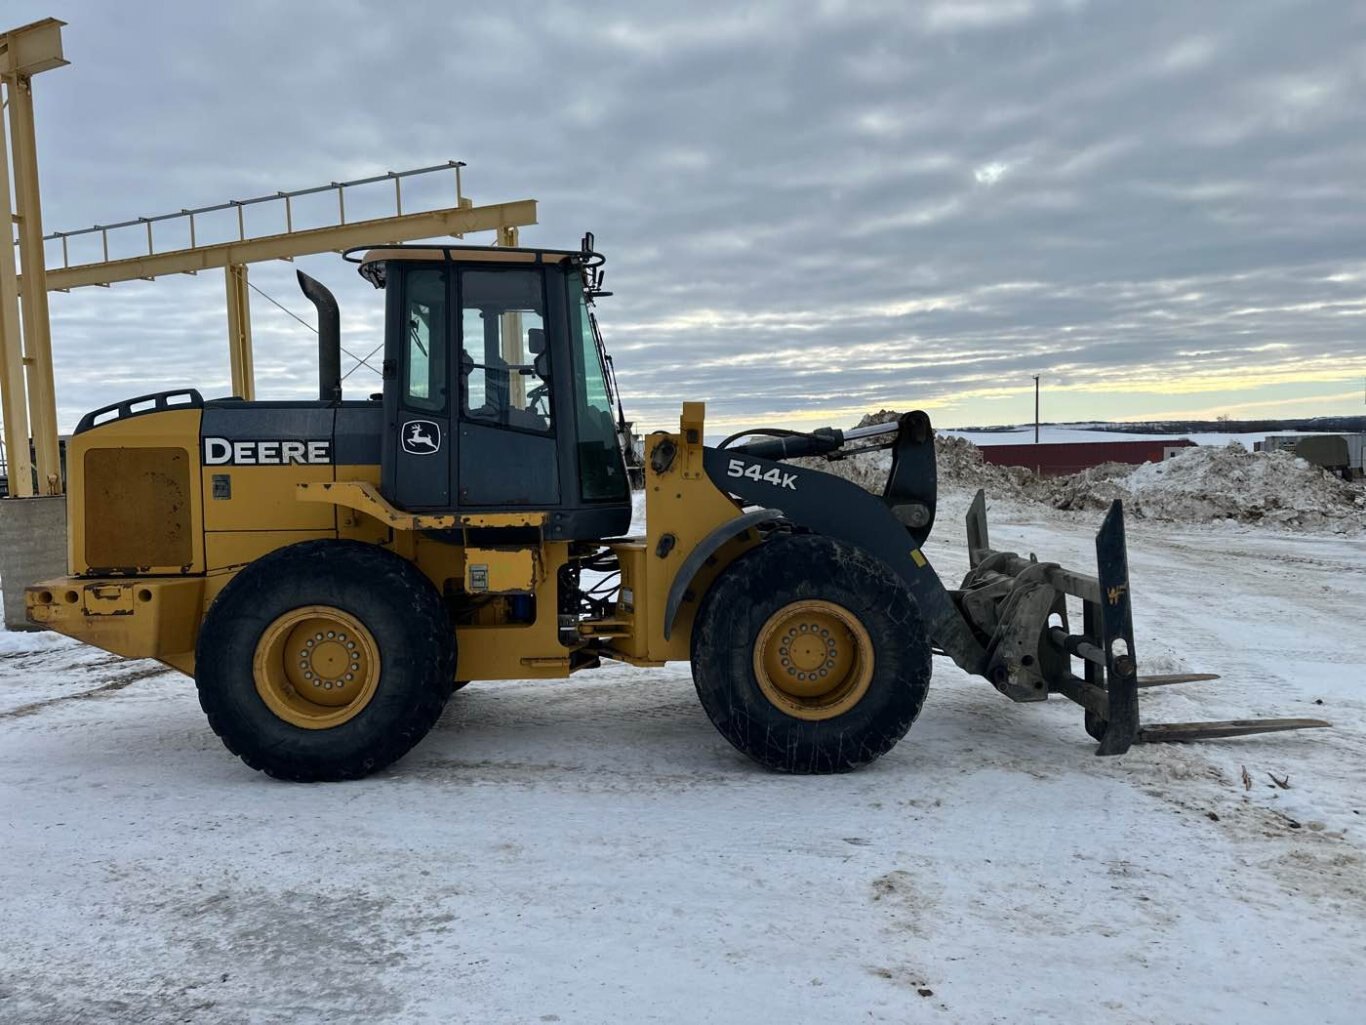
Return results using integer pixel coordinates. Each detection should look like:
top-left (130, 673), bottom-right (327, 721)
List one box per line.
top-left (854, 410), bottom-right (901, 428)
top-left (797, 433), bottom-right (1037, 498)
top-left (1111, 443), bottom-right (1366, 529)
top-left (1038, 462), bottom-right (1132, 512)
top-left (813, 421), bottom-right (1366, 531)
top-left (809, 432), bottom-right (1046, 504)
top-left (932, 434), bottom-right (1037, 499)
top-left (1033, 443), bottom-right (1366, 529)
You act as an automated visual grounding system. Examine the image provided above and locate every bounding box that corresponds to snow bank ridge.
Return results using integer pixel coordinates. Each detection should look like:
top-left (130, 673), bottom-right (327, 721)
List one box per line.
top-left (825, 419), bottom-right (1366, 532)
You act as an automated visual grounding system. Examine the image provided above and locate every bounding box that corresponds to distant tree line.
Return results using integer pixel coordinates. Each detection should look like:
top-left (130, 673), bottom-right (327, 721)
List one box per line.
top-left (951, 416), bottom-right (1366, 435)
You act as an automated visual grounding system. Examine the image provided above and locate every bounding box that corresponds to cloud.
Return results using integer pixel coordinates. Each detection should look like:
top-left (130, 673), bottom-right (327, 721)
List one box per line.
top-left (3, 0), bottom-right (1364, 436)
top-left (973, 161), bottom-right (1011, 185)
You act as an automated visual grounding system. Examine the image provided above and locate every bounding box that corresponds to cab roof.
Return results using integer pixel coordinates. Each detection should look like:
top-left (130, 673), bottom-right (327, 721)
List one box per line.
top-left (345, 244), bottom-right (591, 288)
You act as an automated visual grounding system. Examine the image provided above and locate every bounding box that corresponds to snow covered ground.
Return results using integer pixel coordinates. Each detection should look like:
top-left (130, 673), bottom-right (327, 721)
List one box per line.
top-left (2, 499), bottom-right (1364, 1024)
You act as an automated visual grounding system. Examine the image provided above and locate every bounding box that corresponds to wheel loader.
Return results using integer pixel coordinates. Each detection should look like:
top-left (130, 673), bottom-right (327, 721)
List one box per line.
top-left (25, 237), bottom-right (1327, 780)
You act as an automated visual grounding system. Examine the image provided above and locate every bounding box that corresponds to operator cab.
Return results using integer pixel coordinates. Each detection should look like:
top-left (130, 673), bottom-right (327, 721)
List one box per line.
top-left (350, 241), bottom-right (631, 540)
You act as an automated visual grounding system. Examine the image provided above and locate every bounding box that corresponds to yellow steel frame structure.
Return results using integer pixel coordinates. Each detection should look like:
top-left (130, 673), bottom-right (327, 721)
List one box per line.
top-left (0, 18), bottom-right (538, 497)
top-left (43, 194), bottom-right (537, 402)
top-left (0, 17), bottom-right (67, 497)
top-left (42, 197), bottom-right (538, 292)
top-left (225, 264), bottom-right (255, 401)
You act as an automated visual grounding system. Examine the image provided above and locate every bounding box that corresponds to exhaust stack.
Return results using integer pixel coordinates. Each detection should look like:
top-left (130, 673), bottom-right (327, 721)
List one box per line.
top-left (296, 271), bottom-right (342, 403)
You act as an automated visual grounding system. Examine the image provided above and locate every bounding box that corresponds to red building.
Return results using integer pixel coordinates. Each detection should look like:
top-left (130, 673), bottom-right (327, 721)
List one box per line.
top-left (979, 439), bottom-right (1195, 476)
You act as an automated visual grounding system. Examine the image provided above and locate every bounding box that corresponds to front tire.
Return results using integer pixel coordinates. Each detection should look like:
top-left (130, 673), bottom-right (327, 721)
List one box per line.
top-left (195, 540), bottom-right (456, 781)
top-left (691, 534), bottom-right (932, 773)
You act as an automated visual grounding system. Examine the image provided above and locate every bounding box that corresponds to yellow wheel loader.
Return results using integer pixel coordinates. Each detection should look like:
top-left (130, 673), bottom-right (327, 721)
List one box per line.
top-left (26, 237), bottom-right (1327, 780)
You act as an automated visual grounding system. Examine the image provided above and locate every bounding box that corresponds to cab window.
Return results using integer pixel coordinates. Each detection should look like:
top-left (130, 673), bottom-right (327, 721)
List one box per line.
top-left (402, 268), bottom-right (447, 412)
top-left (567, 272), bottom-right (628, 501)
top-left (459, 269), bottom-right (552, 433)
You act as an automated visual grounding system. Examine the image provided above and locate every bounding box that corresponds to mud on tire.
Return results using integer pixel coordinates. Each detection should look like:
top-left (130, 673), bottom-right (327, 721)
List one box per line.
top-left (690, 533), bottom-right (932, 773)
top-left (195, 540), bottom-right (456, 781)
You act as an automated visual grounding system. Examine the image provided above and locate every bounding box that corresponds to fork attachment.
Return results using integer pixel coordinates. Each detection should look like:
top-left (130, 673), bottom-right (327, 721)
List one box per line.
top-left (959, 491), bottom-right (1330, 755)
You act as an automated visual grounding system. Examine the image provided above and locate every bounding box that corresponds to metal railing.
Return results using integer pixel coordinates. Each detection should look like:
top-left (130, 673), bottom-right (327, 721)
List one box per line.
top-left (34, 161), bottom-right (468, 269)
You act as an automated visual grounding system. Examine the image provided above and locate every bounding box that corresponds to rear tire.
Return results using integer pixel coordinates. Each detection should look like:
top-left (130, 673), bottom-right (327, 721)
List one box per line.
top-left (691, 534), bottom-right (932, 773)
top-left (195, 540), bottom-right (456, 781)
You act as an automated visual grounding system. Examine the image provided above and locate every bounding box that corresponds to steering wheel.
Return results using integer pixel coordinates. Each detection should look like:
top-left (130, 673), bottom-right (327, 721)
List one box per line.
top-left (527, 382), bottom-right (550, 417)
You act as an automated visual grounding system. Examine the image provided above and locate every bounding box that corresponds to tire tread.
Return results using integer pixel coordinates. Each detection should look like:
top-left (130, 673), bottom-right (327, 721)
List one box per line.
top-left (195, 540), bottom-right (455, 781)
top-left (691, 534), bottom-right (932, 773)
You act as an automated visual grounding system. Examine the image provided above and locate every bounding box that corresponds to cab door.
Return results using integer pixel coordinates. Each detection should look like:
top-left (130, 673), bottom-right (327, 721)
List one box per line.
top-left (385, 266), bottom-right (452, 508)
top-left (454, 267), bottom-right (561, 507)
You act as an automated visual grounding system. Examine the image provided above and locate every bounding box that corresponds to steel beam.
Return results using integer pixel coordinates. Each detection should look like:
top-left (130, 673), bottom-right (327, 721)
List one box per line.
top-left (224, 264), bottom-right (255, 400)
top-left (0, 19), bottom-right (69, 77)
top-left (0, 93), bottom-right (34, 496)
top-left (42, 199), bottom-right (539, 291)
top-left (7, 71), bottom-right (61, 494)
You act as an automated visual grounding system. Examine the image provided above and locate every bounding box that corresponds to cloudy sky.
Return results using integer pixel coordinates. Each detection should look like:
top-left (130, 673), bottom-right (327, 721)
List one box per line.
top-left (7, 0), bottom-right (1366, 433)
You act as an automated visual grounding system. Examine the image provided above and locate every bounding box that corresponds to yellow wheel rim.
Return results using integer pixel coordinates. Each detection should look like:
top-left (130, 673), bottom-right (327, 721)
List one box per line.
top-left (753, 599), bottom-right (874, 721)
top-left (253, 605), bottom-right (381, 730)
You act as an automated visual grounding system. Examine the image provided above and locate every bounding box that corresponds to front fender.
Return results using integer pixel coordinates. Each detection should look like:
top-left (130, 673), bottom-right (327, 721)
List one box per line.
top-left (662, 507), bottom-right (786, 640)
top-left (701, 447), bottom-right (987, 674)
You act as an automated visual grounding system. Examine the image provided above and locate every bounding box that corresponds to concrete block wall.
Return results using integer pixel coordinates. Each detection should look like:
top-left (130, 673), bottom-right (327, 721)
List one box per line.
top-left (0, 496), bottom-right (69, 630)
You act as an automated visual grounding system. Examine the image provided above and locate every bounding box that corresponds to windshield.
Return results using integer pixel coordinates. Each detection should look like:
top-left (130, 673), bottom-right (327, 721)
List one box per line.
top-left (567, 271), bottom-right (628, 501)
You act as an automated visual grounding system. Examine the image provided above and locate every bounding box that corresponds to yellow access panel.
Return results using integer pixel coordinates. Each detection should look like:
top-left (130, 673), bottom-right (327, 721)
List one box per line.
top-left (202, 464), bottom-right (335, 533)
top-left (65, 408), bottom-right (206, 575)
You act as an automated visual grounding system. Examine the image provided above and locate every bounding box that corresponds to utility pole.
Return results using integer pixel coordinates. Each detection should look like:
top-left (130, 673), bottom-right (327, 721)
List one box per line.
top-left (1033, 374), bottom-right (1040, 444)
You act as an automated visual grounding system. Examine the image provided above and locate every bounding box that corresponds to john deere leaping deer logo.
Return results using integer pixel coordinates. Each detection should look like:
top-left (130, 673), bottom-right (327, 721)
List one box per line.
top-left (402, 420), bottom-right (441, 456)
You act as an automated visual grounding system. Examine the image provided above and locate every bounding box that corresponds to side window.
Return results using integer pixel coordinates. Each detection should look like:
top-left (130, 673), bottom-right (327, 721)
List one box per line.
top-left (568, 273), bottom-right (628, 501)
top-left (459, 269), bottom-right (552, 433)
top-left (403, 269), bottom-right (447, 412)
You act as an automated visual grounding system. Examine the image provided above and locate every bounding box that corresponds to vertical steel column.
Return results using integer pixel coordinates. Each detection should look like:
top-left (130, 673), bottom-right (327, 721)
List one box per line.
top-left (502, 311), bottom-right (525, 407)
top-left (0, 88), bottom-right (35, 496)
top-left (225, 263), bottom-right (255, 400)
top-left (495, 225), bottom-right (525, 404)
top-left (7, 72), bottom-right (61, 494)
